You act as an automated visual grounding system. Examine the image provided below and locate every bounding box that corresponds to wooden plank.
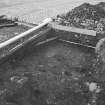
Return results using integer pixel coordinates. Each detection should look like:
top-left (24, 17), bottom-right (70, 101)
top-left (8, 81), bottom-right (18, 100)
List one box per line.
top-left (59, 39), bottom-right (95, 49)
top-left (51, 23), bottom-right (96, 36)
top-left (0, 23), bottom-right (17, 28)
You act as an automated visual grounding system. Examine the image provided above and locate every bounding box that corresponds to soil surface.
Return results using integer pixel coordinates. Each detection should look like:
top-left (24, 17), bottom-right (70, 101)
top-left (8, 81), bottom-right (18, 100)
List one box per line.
top-left (0, 25), bottom-right (29, 43)
top-left (0, 40), bottom-right (104, 105)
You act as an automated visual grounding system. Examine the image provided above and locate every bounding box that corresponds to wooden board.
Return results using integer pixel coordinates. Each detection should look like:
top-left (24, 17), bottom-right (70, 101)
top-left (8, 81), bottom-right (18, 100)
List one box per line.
top-left (51, 23), bottom-right (97, 36)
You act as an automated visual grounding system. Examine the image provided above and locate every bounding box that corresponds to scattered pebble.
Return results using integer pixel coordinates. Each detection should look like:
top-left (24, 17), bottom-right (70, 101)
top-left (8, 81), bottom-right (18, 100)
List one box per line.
top-left (10, 76), bottom-right (28, 85)
top-left (86, 82), bottom-right (101, 93)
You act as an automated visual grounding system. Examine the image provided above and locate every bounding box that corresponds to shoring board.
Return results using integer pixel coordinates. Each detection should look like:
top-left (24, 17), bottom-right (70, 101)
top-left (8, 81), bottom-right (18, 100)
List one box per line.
top-left (51, 23), bottom-right (97, 36)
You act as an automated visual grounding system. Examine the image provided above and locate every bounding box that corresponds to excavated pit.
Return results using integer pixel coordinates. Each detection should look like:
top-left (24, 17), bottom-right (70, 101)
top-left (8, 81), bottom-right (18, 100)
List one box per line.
top-left (0, 39), bottom-right (104, 105)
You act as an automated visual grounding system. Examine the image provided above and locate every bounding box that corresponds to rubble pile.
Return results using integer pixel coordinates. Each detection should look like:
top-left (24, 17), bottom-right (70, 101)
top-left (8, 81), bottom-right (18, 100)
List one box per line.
top-left (54, 2), bottom-right (105, 34)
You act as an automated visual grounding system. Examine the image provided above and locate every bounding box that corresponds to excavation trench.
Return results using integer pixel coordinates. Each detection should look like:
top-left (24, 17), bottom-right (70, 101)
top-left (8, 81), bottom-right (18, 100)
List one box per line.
top-left (0, 38), bottom-right (104, 105)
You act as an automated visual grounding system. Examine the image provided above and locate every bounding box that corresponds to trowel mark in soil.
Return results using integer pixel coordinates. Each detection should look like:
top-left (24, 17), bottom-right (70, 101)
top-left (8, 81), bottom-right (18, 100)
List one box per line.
top-left (0, 40), bottom-right (100, 105)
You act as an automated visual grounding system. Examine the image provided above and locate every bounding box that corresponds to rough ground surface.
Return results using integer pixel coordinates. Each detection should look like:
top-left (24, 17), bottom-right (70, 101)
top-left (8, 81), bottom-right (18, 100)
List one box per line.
top-left (0, 40), bottom-right (104, 105)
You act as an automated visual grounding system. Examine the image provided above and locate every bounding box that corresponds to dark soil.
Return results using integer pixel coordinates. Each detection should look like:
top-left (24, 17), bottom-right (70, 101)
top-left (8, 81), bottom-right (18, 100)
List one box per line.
top-left (0, 40), bottom-right (104, 105)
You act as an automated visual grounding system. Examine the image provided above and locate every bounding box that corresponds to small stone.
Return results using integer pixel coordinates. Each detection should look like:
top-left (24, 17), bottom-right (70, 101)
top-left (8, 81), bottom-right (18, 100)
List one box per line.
top-left (39, 65), bottom-right (44, 67)
top-left (89, 82), bottom-right (97, 92)
top-left (10, 76), bottom-right (19, 82)
top-left (0, 89), bottom-right (7, 96)
top-left (88, 82), bottom-right (101, 93)
top-left (96, 86), bottom-right (101, 93)
top-left (10, 76), bottom-right (28, 85)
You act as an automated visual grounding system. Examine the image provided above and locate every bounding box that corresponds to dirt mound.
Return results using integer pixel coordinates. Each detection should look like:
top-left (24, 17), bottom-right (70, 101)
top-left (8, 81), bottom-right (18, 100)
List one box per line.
top-left (66, 3), bottom-right (105, 21)
top-left (54, 2), bottom-right (105, 33)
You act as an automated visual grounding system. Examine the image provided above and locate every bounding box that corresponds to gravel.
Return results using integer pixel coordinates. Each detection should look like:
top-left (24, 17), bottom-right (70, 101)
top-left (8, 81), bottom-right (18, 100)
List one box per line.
top-left (54, 2), bottom-right (105, 34)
